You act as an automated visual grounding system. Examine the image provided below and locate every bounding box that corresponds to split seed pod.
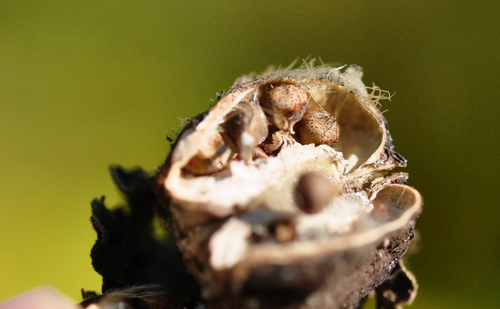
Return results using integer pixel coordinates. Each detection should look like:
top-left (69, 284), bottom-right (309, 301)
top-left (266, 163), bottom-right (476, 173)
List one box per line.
top-left (157, 62), bottom-right (422, 309)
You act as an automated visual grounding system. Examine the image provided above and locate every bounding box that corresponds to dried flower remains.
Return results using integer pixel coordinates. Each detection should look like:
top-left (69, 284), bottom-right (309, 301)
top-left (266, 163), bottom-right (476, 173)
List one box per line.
top-left (153, 61), bottom-right (423, 309)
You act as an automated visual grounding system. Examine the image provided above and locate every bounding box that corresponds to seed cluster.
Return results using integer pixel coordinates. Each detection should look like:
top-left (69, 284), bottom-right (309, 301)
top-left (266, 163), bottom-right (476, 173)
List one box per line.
top-left (258, 82), bottom-right (340, 155)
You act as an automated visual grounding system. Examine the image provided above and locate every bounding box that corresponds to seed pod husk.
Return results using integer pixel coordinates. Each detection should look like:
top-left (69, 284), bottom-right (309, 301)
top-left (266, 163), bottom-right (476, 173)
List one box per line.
top-left (157, 62), bottom-right (422, 309)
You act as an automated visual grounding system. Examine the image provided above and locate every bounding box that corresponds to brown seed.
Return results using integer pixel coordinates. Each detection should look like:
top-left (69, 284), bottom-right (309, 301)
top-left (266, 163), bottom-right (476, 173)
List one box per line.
top-left (294, 172), bottom-right (340, 214)
top-left (274, 223), bottom-right (295, 243)
top-left (259, 83), bottom-right (309, 133)
top-left (298, 101), bottom-right (339, 146)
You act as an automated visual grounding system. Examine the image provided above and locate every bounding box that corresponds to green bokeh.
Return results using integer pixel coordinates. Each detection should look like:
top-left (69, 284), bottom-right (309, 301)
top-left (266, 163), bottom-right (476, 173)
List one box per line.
top-left (1, 1), bottom-right (499, 307)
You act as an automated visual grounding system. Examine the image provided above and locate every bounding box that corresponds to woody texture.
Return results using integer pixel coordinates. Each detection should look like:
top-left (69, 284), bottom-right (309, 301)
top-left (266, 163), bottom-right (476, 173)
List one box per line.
top-left (83, 61), bottom-right (422, 309)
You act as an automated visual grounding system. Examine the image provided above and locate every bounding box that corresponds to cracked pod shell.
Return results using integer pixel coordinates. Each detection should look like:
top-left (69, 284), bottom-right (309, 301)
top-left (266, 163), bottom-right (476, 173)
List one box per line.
top-left (157, 63), bottom-right (422, 309)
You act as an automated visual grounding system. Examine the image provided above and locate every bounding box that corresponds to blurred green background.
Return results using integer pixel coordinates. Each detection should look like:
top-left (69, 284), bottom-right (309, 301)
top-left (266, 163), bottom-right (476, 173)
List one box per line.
top-left (1, 1), bottom-right (499, 308)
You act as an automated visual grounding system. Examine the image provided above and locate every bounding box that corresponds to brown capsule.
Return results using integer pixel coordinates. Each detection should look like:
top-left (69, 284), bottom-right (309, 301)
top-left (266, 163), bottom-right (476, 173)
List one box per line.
top-left (259, 83), bottom-right (309, 133)
top-left (298, 101), bottom-right (339, 146)
top-left (159, 62), bottom-right (424, 308)
top-left (294, 172), bottom-right (340, 214)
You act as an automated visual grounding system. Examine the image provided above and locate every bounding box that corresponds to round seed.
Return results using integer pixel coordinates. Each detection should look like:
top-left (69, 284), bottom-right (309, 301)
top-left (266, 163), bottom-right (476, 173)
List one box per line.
top-left (294, 172), bottom-right (339, 214)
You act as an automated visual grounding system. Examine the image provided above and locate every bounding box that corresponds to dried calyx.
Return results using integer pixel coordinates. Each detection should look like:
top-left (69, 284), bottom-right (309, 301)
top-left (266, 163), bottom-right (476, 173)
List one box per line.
top-left (157, 61), bottom-right (422, 309)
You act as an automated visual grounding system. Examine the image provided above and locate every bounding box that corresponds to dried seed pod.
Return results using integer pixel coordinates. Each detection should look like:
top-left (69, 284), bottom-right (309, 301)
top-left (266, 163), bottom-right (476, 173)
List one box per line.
top-left (157, 61), bottom-right (422, 309)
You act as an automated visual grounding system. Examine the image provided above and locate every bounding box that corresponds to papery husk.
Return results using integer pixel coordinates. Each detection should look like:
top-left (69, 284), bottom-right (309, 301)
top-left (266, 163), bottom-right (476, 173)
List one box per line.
top-left (156, 62), bottom-right (422, 309)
